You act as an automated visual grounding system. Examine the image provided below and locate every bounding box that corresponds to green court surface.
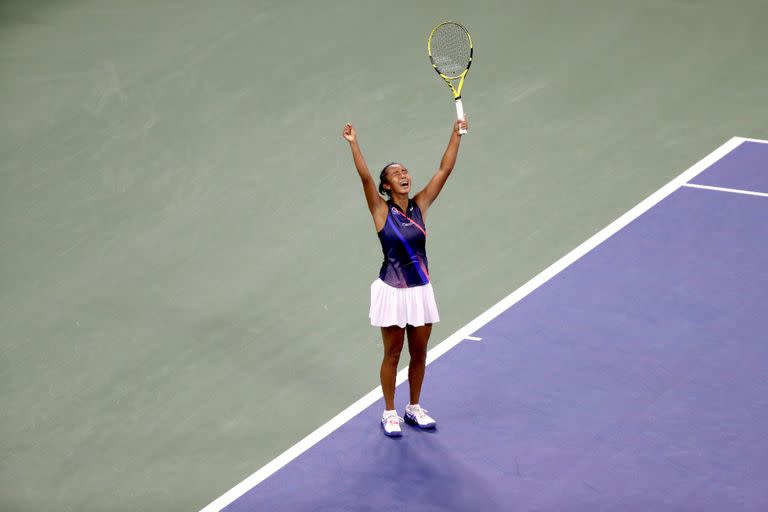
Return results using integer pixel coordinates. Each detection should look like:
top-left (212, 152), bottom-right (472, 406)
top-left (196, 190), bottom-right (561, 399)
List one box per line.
top-left (1, 1), bottom-right (766, 510)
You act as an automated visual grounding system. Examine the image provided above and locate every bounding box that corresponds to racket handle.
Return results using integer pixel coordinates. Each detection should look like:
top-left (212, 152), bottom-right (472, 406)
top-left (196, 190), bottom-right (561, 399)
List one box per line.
top-left (455, 99), bottom-right (468, 135)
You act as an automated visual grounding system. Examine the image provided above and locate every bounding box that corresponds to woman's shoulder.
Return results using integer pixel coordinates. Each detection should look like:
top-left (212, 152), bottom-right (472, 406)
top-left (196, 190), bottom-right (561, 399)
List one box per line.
top-left (409, 197), bottom-right (425, 214)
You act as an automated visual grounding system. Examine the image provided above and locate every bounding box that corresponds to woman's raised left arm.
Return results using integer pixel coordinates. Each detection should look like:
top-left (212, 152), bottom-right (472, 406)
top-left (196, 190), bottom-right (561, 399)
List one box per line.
top-left (414, 118), bottom-right (468, 212)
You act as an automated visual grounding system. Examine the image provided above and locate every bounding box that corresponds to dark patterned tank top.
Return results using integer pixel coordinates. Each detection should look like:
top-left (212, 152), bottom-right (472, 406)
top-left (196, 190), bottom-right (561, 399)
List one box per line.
top-left (377, 199), bottom-right (430, 288)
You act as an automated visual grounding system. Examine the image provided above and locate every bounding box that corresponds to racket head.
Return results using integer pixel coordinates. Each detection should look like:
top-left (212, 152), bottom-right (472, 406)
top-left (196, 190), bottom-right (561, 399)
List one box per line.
top-left (427, 21), bottom-right (473, 81)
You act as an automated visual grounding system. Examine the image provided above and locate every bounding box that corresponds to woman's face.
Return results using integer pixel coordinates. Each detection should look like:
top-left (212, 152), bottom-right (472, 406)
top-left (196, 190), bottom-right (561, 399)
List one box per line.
top-left (384, 164), bottom-right (411, 195)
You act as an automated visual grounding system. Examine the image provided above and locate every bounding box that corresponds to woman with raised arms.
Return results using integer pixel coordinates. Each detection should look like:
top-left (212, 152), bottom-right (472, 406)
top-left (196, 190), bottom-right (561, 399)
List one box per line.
top-left (342, 118), bottom-right (468, 437)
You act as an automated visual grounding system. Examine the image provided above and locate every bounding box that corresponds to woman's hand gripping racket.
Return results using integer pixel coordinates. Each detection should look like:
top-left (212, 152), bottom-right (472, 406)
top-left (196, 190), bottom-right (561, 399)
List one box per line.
top-left (427, 21), bottom-right (473, 135)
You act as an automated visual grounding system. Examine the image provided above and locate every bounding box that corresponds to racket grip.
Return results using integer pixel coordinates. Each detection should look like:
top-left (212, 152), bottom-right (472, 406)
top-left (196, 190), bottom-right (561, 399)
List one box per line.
top-left (455, 99), bottom-right (468, 135)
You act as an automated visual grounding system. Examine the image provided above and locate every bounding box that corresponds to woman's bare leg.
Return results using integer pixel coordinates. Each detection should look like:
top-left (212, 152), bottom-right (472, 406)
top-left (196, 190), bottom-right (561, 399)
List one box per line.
top-left (406, 323), bottom-right (432, 405)
top-left (380, 325), bottom-right (406, 410)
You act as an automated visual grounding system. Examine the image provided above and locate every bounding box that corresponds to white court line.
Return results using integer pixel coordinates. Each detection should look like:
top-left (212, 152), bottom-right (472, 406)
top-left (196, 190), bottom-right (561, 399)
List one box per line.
top-left (200, 136), bottom-right (748, 512)
top-left (682, 183), bottom-right (768, 198)
top-left (465, 336), bottom-right (483, 341)
top-left (734, 136), bottom-right (768, 144)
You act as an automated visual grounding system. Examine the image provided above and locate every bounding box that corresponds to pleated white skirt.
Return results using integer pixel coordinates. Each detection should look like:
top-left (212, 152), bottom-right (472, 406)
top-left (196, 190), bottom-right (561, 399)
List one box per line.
top-left (369, 279), bottom-right (440, 328)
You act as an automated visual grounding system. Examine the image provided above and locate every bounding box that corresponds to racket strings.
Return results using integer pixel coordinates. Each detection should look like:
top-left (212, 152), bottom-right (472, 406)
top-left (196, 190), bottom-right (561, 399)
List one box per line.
top-left (429, 23), bottom-right (471, 78)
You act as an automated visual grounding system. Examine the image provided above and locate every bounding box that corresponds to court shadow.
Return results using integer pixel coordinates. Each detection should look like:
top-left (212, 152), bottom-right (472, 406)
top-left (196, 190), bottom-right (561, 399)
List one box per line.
top-left (334, 432), bottom-right (507, 511)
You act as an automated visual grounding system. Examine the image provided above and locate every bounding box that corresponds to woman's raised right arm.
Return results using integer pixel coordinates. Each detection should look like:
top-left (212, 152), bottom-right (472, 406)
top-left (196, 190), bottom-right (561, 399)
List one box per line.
top-left (343, 123), bottom-right (387, 218)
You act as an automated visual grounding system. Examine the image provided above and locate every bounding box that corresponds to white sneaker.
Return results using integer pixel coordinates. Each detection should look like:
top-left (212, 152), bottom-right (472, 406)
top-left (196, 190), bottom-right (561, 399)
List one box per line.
top-left (404, 404), bottom-right (437, 429)
top-left (381, 410), bottom-right (403, 437)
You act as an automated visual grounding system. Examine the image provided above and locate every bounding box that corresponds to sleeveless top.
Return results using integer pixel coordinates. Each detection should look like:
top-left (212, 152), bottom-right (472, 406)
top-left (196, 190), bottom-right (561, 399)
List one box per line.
top-left (377, 199), bottom-right (430, 288)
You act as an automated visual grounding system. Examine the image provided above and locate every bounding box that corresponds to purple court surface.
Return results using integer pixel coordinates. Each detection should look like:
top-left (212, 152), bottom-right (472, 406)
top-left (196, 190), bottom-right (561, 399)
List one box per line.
top-left (208, 139), bottom-right (768, 511)
top-left (690, 141), bottom-right (768, 193)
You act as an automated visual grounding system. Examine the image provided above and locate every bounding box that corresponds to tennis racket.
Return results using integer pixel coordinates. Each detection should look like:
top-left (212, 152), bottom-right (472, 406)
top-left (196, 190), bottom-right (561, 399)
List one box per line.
top-left (427, 21), bottom-right (473, 134)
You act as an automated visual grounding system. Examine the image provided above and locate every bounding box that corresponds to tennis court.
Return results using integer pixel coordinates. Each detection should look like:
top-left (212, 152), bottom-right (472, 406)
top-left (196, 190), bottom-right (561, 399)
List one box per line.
top-left (205, 138), bottom-right (768, 510)
top-left (2, 2), bottom-right (767, 511)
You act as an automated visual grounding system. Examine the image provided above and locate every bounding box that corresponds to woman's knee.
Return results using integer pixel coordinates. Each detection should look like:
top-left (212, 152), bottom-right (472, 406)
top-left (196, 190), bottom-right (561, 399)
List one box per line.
top-left (408, 345), bottom-right (427, 365)
top-left (406, 327), bottom-right (430, 360)
top-left (382, 327), bottom-right (405, 363)
top-left (383, 350), bottom-right (402, 368)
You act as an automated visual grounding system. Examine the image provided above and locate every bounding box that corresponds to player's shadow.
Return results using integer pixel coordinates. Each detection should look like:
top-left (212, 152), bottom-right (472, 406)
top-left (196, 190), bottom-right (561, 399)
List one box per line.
top-left (346, 430), bottom-right (506, 511)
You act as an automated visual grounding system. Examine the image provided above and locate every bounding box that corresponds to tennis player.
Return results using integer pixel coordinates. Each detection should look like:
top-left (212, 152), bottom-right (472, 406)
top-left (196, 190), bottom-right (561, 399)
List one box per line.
top-left (342, 119), bottom-right (467, 437)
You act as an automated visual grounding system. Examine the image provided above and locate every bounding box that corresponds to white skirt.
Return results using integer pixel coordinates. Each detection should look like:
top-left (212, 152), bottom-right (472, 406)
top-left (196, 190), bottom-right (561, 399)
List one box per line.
top-left (369, 279), bottom-right (440, 328)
